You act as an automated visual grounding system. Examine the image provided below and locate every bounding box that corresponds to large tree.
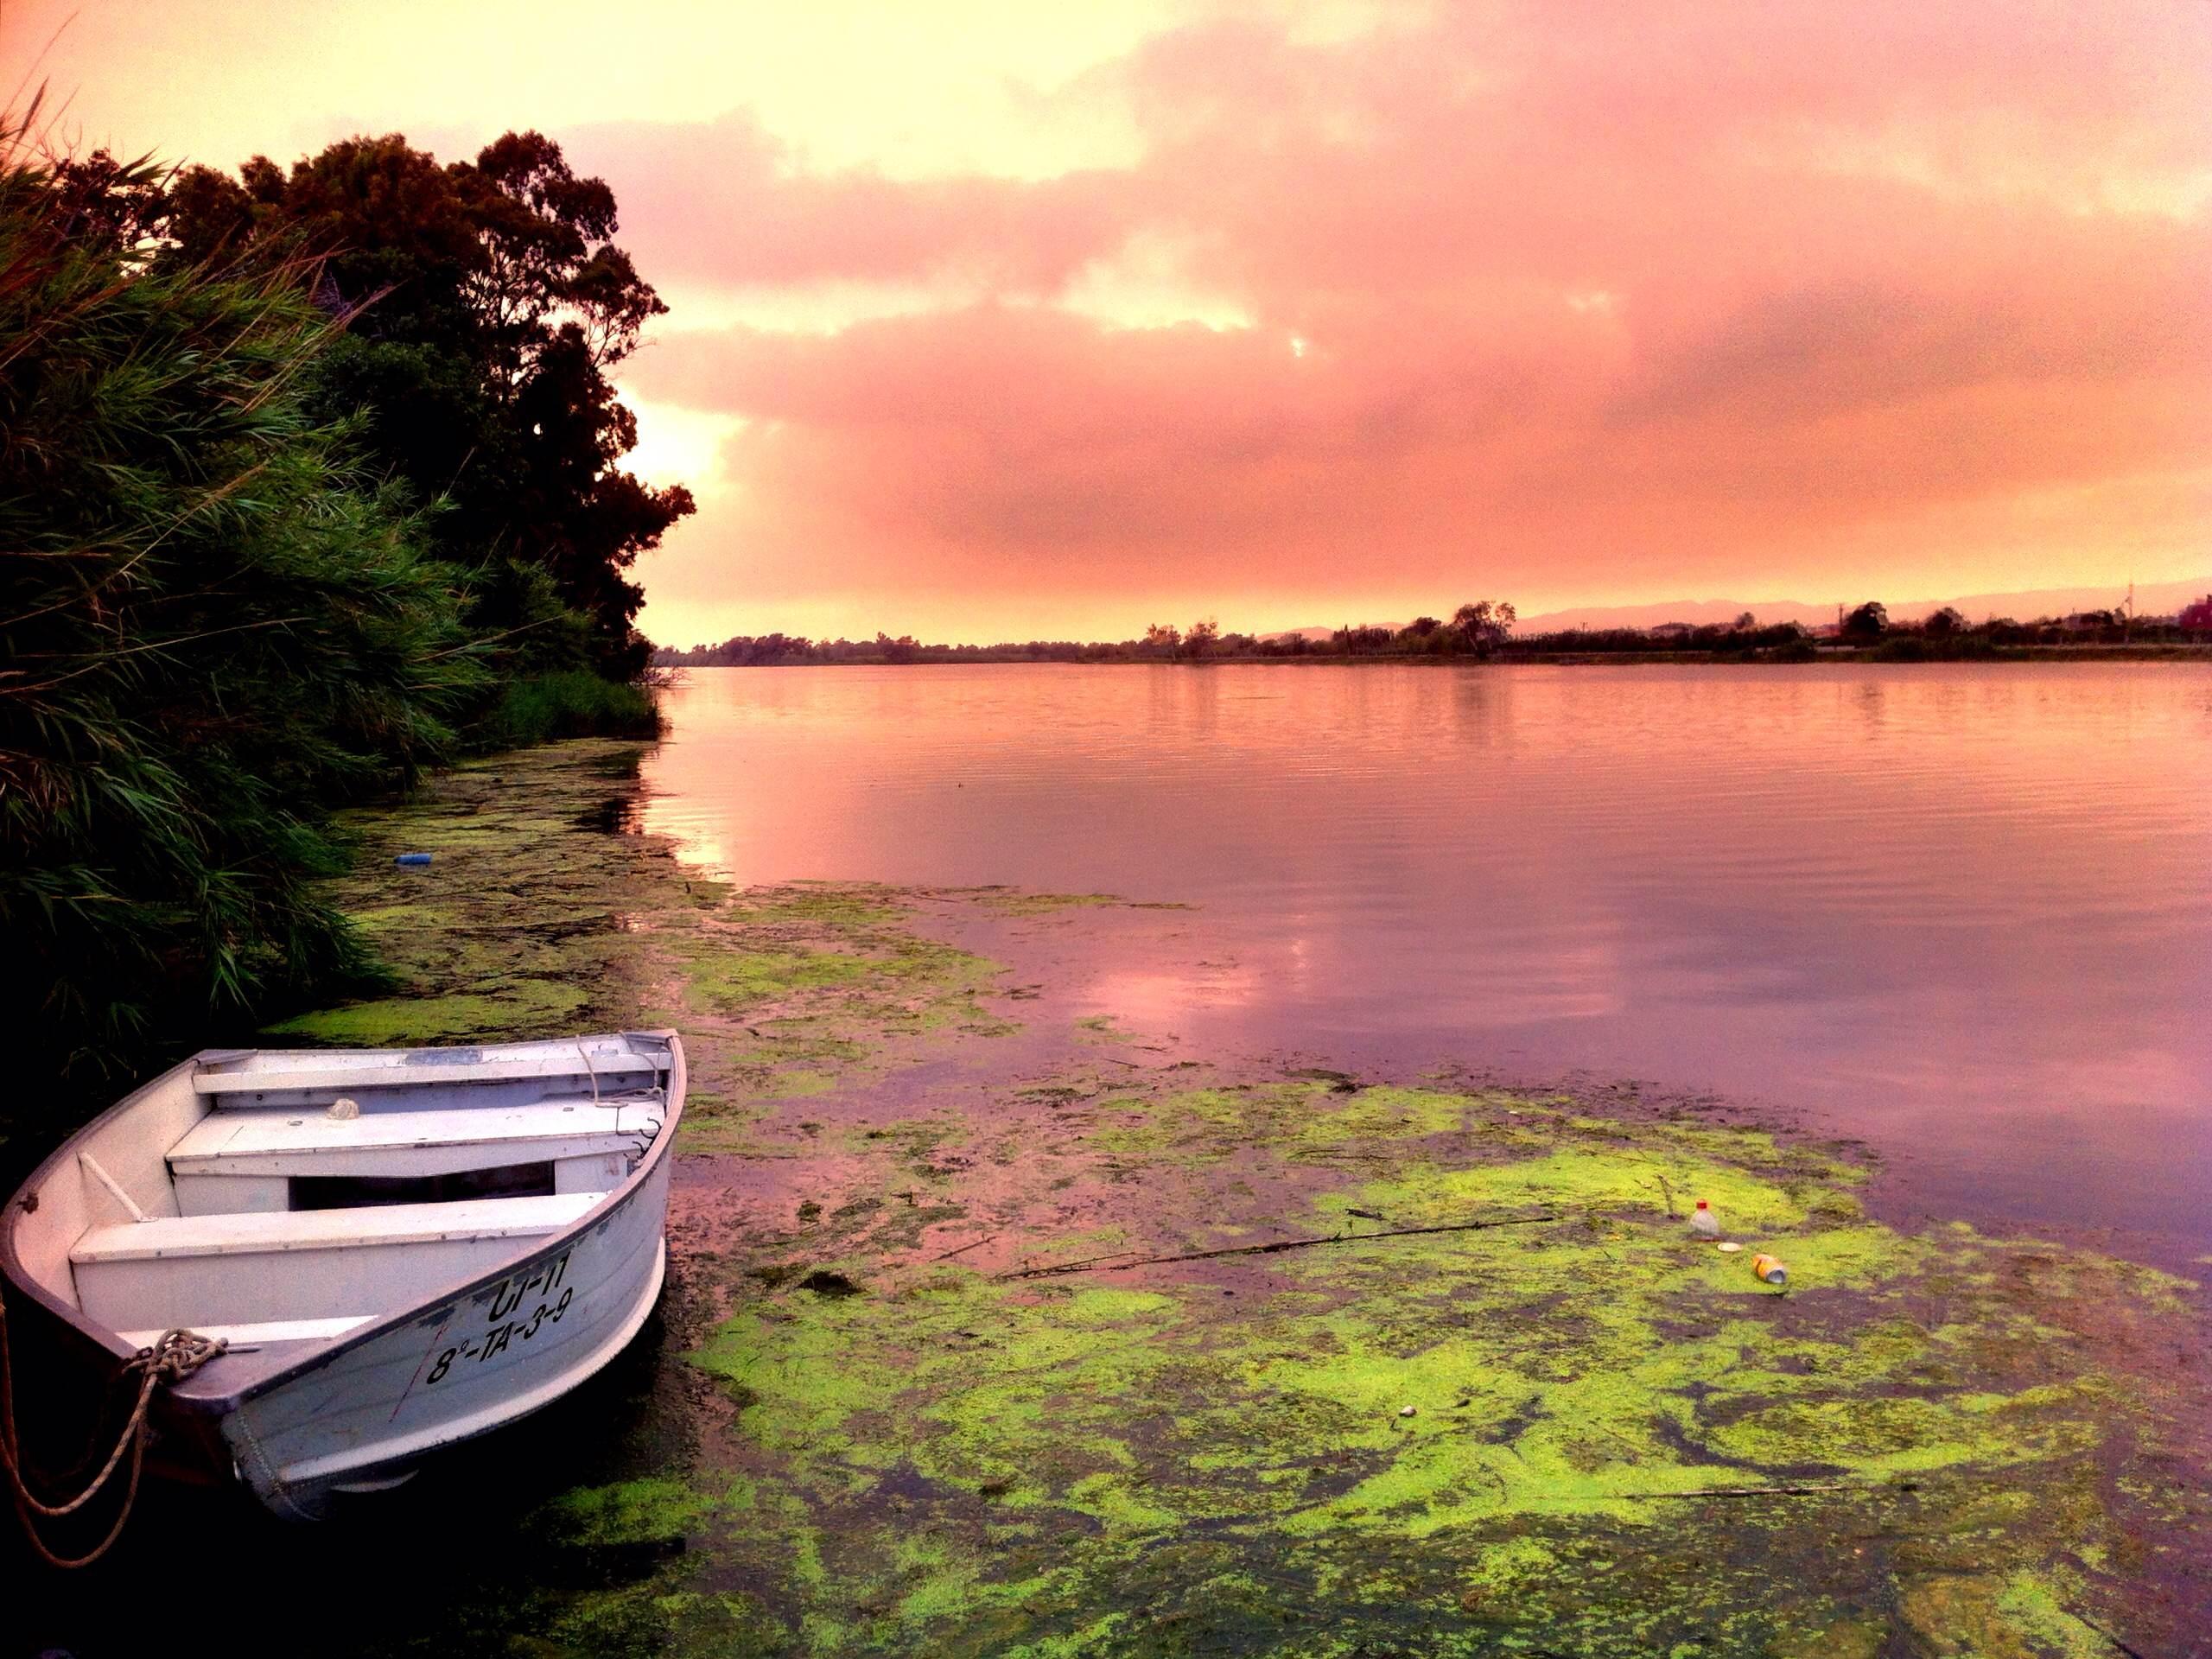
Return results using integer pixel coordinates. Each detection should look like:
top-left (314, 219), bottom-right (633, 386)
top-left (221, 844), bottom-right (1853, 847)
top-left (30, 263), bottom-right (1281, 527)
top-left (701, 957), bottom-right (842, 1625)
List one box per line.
top-left (1842, 601), bottom-right (1889, 642)
top-left (153, 131), bottom-right (692, 677)
top-left (1451, 600), bottom-right (1516, 654)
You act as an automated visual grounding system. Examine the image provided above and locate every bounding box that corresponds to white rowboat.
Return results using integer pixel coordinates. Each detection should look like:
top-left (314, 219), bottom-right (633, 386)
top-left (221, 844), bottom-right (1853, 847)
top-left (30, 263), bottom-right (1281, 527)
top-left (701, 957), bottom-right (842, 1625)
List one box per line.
top-left (1, 1031), bottom-right (683, 1520)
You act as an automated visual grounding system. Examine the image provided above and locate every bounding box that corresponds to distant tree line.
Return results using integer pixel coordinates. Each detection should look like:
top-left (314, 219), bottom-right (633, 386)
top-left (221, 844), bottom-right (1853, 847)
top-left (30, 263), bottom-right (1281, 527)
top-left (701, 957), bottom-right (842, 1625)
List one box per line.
top-left (664, 595), bottom-right (2211, 669)
top-left (1821, 600), bottom-right (2209, 658)
top-left (3, 106), bottom-right (688, 1085)
top-left (660, 602), bottom-right (1527, 666)
top-left (1516, 601), bottom-right (2204, 658)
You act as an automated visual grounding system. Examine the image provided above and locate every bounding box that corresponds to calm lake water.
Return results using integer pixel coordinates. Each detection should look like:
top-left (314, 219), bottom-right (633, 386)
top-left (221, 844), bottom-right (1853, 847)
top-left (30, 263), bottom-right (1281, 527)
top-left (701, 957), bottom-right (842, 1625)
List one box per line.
top-left (642, 663), bottom-right (2212, 1262)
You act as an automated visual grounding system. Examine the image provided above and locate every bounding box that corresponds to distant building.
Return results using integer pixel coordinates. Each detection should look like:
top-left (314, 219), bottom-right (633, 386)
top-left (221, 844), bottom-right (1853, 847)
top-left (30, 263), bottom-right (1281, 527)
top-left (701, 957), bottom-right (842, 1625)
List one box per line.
top-left (2180, 595), bottom-right (2212, 634)
top-left (1648, 621), bottom-right (1694, 639)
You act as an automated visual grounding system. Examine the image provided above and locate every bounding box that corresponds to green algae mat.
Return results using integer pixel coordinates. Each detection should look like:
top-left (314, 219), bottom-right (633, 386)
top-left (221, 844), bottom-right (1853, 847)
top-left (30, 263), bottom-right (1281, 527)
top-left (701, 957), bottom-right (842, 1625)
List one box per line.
top-left (272, 742), bottom-right (2210, 1656)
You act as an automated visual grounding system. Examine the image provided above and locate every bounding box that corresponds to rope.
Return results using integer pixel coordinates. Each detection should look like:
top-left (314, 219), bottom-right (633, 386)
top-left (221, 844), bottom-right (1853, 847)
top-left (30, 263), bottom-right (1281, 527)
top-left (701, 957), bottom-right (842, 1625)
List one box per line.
top-left (580, 1039), bottom-right (618, 1135)
top-left (1, 1283), bottom-right (226, 1569)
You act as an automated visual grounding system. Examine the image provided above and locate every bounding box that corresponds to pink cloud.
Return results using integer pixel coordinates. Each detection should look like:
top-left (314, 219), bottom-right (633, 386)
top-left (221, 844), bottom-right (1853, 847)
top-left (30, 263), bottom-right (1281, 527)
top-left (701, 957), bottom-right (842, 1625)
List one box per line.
top-left (569, 111), bottom-right (1139, 292)
top-left (602, 3), bottom-right (2212, 640)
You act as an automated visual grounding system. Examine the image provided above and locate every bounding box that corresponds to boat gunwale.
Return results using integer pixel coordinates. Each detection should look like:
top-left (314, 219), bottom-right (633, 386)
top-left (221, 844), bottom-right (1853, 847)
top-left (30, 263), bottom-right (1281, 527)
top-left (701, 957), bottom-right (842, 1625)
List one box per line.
top-left (0, 1031), bottom-right (685, 1418)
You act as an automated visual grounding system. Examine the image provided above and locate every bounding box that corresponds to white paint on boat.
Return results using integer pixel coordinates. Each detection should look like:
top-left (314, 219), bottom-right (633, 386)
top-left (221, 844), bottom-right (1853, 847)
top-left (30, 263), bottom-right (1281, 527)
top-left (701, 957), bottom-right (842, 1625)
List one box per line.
top-left (230, 1211), bottom-right (671, 1517)
top-left (167, 1098), bottom-right (652, 1216)
top-left (115, 1314), bottom-right (376, 1350)
top-left (168, 1098), bottom-right (652, 1173)
top-left (1, 1030), bottom-right (684, 1519)
top-left (74, 1190), bottom-right (606, 1263)
top-left (72, 1191), bottom-right (605, 1330)
top-left (189, 1037), bottom-right (662, 1101)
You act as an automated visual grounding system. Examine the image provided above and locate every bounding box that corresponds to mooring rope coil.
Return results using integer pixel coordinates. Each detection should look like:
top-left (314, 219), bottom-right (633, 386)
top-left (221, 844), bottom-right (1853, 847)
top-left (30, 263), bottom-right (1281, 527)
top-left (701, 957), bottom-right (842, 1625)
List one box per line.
top-left (1, 1283), bottom-right (226, 1569)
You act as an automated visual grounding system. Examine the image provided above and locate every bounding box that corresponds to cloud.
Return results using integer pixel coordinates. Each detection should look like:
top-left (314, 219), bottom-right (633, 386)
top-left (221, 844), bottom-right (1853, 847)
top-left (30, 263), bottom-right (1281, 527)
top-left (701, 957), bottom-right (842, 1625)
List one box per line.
top-left (574, 111), bottom-right (1141, 294)
top-left (594, 1), bottom-right (2212, 640)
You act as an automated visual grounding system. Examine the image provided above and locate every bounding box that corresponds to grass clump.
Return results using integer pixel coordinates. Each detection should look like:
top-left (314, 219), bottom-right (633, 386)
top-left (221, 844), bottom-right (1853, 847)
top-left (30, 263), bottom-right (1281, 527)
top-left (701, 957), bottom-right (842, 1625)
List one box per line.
top-left (473, 670), bottom-right (664, 747)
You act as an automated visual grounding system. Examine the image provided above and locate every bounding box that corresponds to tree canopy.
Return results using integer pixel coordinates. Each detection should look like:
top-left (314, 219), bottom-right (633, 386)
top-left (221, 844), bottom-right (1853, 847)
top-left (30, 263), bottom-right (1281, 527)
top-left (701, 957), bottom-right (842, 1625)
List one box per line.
top-left (1842, 601), bottom-right (1890, 640)
top-left (110, 130), bottom-right (693, 677)
top-left (1452, 601), bottom-right (1517, 652)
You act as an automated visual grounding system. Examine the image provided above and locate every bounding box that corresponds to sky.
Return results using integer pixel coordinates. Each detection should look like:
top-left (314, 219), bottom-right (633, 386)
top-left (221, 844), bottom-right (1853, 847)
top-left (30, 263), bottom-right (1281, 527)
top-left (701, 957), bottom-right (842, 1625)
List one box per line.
top-left (12, 1), bottom-right (2209, 645)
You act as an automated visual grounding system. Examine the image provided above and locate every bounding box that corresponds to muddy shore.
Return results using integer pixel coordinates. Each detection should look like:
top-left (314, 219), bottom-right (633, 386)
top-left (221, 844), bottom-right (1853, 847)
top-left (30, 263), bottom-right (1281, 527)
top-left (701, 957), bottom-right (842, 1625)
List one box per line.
top-left (20, 738), bottom-right (2209, 1656)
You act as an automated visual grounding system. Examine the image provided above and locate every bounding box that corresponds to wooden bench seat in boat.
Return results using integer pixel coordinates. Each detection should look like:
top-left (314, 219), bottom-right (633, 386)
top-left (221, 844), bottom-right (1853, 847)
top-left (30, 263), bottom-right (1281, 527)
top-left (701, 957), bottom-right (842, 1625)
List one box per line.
top-left (166, 1102), bottom-right (648, 1215)
top-left (192, 1041), bottom-right (663, 1109)
top-left (70, 1192), bottom-right (602, 1332)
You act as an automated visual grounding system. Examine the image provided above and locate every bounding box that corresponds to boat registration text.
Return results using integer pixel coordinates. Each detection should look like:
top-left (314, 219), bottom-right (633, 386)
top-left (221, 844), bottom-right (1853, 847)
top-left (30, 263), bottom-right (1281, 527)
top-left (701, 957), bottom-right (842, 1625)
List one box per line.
top-left (424, 1249), bottom-right (575, 1386)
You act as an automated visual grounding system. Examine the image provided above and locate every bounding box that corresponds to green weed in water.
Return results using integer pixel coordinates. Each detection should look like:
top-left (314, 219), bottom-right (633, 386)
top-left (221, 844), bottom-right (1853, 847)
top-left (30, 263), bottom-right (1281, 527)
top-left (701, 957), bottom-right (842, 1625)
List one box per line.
top-left (543, 1093), bottom-right (2197, 1655)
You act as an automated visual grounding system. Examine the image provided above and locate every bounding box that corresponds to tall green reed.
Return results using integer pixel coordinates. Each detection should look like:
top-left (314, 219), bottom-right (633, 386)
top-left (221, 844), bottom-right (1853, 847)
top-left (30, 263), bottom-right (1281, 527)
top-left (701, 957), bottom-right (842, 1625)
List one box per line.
top-left (1, 126), bottom-right (486, 1083)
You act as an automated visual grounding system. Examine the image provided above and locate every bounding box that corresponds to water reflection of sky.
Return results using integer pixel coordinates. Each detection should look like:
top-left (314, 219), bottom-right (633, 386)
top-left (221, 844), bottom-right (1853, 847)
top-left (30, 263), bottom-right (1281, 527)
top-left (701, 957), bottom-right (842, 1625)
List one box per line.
top-left (642, 663), bottom-right (2212, 1258)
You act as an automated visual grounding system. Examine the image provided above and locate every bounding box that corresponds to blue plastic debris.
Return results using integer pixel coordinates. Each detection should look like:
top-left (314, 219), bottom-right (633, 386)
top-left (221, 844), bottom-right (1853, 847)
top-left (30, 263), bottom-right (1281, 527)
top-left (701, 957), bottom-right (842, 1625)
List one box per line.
top-left (394, 852), bottom-right (433, 867)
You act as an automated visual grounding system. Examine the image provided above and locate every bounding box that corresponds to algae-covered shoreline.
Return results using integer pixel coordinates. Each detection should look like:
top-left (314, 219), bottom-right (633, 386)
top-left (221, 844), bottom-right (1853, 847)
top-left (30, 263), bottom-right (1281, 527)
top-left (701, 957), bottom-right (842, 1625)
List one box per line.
top-left (26, 738), bottom-right (2208, 1656)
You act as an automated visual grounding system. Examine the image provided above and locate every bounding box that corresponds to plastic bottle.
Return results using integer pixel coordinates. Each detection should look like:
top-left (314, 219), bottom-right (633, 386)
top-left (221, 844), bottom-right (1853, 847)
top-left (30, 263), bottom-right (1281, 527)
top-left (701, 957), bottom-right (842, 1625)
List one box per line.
top-left (1751, 1253), bottom-right (1789, 1287)
top-left (394, 852), bottom-right (432, 867)
top-left (1688, 1199), bottom-right (1721, 1239)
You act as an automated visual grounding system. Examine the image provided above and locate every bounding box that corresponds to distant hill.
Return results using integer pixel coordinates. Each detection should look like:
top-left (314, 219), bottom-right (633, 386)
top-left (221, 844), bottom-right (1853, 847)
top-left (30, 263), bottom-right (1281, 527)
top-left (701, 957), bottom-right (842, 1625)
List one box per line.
top-left (1268, 579), bottom-right (2209, 641)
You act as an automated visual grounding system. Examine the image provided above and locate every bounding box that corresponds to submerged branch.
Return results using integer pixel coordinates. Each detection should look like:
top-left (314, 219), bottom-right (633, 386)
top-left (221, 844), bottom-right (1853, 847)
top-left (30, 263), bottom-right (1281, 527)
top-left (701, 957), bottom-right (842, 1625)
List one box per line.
top-left (929, 1234), bottom-right (998, 1262)
top-left (993, 1212), bottom-right (1559, 1280)
top-left (1624, 1478), bottom-right (1920, 1500)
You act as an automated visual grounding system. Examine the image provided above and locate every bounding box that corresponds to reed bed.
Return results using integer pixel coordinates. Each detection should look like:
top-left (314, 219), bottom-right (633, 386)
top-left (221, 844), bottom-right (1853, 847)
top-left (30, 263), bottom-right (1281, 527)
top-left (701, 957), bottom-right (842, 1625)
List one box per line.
top-left (0, 129), bottom-right (486, 1081)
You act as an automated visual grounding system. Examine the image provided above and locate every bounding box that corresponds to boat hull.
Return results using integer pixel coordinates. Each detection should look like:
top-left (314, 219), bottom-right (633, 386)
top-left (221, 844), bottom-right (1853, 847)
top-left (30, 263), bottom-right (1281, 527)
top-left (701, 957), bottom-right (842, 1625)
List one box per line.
top-left (1, 1031), bottom-right (685, 1522)
top-left (219, 1150), bottom-right (672, 1518)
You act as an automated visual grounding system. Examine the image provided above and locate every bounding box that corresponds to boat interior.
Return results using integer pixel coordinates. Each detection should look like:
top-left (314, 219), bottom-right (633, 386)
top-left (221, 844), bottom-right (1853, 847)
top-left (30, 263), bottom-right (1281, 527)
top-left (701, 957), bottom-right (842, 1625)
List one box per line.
top-left (10, 1034), bottom-right (676, 1361)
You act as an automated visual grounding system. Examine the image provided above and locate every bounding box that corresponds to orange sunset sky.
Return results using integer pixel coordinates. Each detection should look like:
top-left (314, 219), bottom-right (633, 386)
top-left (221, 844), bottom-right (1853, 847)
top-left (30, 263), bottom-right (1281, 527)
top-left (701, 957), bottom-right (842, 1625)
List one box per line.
top-left (12, 1), bottom-right (2209, 645)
